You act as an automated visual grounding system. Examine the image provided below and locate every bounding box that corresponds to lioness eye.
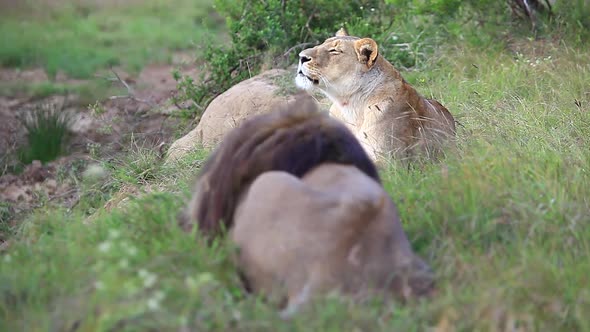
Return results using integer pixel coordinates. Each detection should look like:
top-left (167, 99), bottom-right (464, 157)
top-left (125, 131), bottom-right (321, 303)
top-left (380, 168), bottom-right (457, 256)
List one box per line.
top-left (329, 48), bottom-right (340, 54)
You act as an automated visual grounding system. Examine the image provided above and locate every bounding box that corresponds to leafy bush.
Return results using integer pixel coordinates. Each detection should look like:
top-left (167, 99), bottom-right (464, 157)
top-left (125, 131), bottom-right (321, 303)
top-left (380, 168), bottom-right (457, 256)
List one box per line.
top-left (174, 0), bottom-right (589, 119)
top-left (174, 0), bottom-right (389, 115)
top-left (17, 103), bottom-right (73, 166)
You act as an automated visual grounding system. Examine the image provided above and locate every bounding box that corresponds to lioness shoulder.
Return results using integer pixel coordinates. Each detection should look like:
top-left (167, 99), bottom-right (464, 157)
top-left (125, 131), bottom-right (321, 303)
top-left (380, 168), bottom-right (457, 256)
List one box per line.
top-left (295, 28), bottom-right (456, 163)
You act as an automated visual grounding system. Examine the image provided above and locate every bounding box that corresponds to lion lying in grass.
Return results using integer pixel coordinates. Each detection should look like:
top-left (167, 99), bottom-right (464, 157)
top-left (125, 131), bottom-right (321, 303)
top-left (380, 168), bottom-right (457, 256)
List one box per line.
top-left (179, 94), bottom-right (434, 317)
top-left (295, 28), bottom-right (456, 163)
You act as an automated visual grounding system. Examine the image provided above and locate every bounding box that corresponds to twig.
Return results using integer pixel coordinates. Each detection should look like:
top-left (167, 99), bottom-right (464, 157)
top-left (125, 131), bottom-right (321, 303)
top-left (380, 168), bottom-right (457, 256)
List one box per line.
top-left (107, 68), bottom-right (157, 108)
top-left (49, 188), bottom-right (79, 202)
top-left (299, 9), bottom-right (316, 41)
top-left (282, 42), bottom-right (315, 57)
top-left (111, 68), bottom-right (134, 94)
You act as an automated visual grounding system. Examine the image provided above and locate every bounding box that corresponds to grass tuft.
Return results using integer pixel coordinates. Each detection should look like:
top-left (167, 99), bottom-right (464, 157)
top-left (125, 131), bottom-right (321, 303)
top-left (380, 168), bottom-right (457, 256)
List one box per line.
top-left (17, 103), bottom-right (74, 166)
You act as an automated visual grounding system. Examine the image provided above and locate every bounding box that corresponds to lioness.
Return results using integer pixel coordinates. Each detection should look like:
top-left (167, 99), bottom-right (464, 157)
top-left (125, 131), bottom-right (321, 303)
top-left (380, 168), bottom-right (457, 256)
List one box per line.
top-left (179, 95), bottom-right (434, 317)
top-left (295, 28), bottom-right (456, 162)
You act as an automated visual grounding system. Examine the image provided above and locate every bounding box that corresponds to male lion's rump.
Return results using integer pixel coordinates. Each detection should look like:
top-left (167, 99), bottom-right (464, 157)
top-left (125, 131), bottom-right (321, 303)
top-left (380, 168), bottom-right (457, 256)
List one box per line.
top-left (232, 163), bottom-right (435, 317)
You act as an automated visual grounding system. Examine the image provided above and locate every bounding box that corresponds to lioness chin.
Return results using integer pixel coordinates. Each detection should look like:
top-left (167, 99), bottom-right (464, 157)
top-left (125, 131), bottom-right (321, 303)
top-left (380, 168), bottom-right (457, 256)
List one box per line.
top-left (295, 28), bottom-right (456, 163)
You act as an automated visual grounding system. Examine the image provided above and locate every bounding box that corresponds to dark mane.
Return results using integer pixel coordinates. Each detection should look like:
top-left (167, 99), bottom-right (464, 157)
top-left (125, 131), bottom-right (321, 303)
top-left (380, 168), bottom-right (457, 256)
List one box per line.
top-left (180, 93), bottom-right (380, 237)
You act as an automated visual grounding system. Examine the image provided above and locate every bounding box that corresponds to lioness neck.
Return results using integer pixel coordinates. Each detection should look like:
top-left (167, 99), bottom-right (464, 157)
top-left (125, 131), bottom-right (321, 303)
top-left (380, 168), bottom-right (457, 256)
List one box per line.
top-left (326, 56), bottom-right (404, 120)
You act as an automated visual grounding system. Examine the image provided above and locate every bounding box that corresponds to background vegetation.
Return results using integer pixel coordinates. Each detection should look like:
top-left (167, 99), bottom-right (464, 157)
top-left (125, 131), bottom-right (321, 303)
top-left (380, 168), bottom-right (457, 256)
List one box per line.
top-left (0, 0), bottom-right (223, 79)
top-left (1, 0), bottom-right (589, 331)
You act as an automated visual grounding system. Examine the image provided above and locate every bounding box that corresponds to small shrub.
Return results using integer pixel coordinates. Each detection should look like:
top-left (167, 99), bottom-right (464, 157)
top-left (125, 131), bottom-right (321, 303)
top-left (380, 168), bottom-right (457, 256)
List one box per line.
top-left (172, 0), bottom-right (588, 121)
top-left (0, 201), bottom-right (15, 242)
top-left (17, 103), bottom-right (74, 166)
top-left (173, 0), bottom-right (389, 117)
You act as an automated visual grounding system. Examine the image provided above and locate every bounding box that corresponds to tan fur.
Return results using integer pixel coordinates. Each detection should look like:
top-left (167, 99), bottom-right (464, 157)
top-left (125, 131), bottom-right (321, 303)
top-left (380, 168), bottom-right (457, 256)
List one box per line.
top-left (179, 96), bottom-right (434, 317)
top-left (232, 164), bottom-right (434, 317)
top-left (295, 30), bottom-right (456, 163)
top-left (166, 69), bottom-right (308, 163)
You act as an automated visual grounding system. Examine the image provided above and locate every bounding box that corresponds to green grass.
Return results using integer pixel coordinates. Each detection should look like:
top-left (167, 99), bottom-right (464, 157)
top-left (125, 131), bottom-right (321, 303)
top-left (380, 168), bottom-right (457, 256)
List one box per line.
top-left (0, 0), bottom-right (224, 79)
top-left (17, 103), bottom-right (74, 166)
top-left (0, 80), bottom-right (118, 105)
top-left (1, 40), bottom-right (590, 330)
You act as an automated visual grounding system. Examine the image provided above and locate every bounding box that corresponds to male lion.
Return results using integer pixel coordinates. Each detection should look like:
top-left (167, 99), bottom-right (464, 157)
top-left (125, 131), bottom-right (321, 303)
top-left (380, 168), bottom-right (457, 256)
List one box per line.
top-left (295, 28), bottom-right (456, 163)
top-left (179, 94), bottom-right (434, 317)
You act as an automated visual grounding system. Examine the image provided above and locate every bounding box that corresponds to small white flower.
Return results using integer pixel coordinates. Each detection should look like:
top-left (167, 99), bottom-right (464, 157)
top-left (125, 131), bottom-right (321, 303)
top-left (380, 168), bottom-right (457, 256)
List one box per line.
top-left (94, 281), bottom-right (104, 290)
top-left (233, 310), bottom-right (242, 321)
top-left (119, 259), bottom-right (129, 269)
top-left (108, 229), bottom-right (120, 239)
top-left (143, 274), bottom-right (158, 288)
top-left (154, 290), bottom-right (165, 301)
top-left (138, 269), bottom-right (148, 278)
top-left (147, 298), bottom-right (160, 311)
top-left (98, 242), bottom-right (111, 253)
top-left (126, 246), bottom-right (138, 256)
top-left (195, 272), bottom-right (214, 285)
top-left (3, 255), bottom-right (11, 263)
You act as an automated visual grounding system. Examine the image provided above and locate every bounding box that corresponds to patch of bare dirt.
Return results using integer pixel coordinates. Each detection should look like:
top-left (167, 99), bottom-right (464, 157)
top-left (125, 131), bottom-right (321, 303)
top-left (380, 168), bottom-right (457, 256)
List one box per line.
top-left (0, 61), bottom-right (200, 158)
top-left (0, 158), bottom-right (81, 209)
top-left (0, 156), bottom-right (87, 244)
top-left (0, 59), bottom-right (201, 236)
top-left (0, 67), bottom-right (49, 84)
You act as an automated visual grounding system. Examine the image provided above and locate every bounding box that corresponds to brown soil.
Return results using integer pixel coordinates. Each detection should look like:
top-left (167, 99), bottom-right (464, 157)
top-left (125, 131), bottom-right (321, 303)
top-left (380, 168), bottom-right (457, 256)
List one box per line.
top-left (0, 60), bottom-right (201, 235)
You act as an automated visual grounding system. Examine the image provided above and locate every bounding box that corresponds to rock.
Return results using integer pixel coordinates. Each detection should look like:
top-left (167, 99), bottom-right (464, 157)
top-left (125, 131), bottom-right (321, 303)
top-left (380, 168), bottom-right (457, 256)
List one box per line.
top-left (166, 69), bottom-right (317, 163)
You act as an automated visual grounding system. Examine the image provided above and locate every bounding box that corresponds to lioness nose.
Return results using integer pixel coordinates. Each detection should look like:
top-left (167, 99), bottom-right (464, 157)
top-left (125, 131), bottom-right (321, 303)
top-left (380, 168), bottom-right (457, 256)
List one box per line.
top-left (299, 54), bottom-right (312, 64)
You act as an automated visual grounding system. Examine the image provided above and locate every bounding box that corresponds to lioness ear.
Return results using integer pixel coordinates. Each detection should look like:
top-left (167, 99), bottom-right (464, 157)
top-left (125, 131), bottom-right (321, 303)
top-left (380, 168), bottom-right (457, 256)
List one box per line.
top-left (335, 27), bottom-right (349, 37)
top-left (354, 38), bottom-right (378, 68)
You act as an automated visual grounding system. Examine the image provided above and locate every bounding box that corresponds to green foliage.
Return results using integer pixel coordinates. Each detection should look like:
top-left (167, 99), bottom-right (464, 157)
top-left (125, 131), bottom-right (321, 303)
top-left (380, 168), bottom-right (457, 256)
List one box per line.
top-left (0, 0), bottom-right (223, 79)
top-left (175, 0), bottom-right (589, 117)
top-left (0, 201), bottom-right (15, 242)
top-left (0, 80), bottom-right (115, 105)
top-left (552, 0), bottom-right (590, 40)
top-left (2, 40), bottom-right (590, 330)
top-left (1, 0), bottom-right (590, 330)
top-left (108, 145), bottom-right (162, 187)
top-left (16, 103), bottom-right (73, 166)
top-left (175, 0), bottom-right (388, 114)
top-left (174, 0), bottom-right (554, 113)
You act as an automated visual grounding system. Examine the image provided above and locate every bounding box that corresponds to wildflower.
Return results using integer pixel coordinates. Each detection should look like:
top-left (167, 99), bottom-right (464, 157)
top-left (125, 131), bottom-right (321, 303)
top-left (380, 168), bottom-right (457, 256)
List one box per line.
top-left (98, 241), bottom-right (111, 253)
top-left (138, 269), bottom-right (148, 278)
top-left (126, 246), bottom-right (138, 256)
top-left (143, 274), bottom-right (158, 288)
top-left (108, 229), bottom-right (120, 239)
top-left (119, 259), bottom-right (129, 269)
top-left (147, 297), bottom-right (160, 311)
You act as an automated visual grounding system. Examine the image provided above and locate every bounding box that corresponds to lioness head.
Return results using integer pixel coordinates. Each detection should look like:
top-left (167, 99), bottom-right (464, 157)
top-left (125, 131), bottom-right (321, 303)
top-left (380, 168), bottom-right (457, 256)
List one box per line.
top-left (295, 28), bottom-right (379, 99)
